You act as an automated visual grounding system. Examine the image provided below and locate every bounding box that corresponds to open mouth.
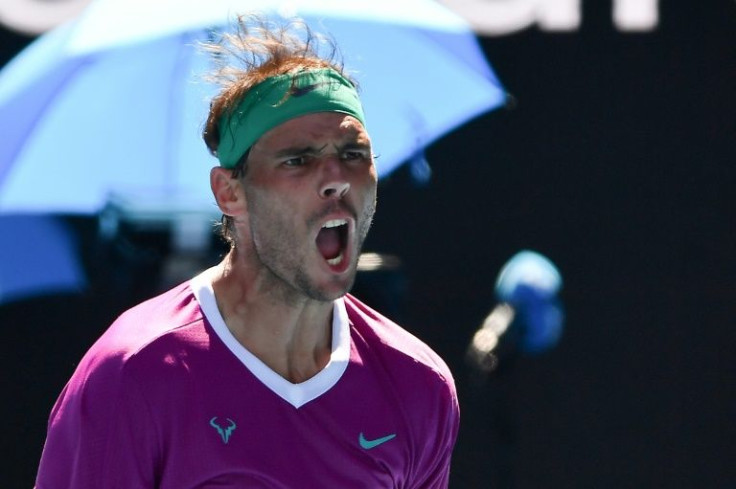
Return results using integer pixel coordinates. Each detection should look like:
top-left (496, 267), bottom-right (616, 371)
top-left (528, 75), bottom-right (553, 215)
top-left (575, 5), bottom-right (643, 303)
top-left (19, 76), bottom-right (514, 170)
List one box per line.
top-left (316, 219), bottom-right (349, 266)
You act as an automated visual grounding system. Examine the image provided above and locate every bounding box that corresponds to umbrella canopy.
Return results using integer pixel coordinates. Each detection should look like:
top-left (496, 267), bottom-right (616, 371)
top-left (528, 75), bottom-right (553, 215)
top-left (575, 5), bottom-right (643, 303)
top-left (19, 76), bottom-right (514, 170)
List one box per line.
top-left (0, 0), bottom-right (505, 216)
top-left (0, 214), bottom-right (86, 304)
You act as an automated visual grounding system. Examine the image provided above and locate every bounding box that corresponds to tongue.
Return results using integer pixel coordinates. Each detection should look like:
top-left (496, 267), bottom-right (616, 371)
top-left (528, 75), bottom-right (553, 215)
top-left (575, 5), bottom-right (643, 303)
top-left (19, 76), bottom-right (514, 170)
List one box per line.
top-left (316, 227), bottom-right (341, 260)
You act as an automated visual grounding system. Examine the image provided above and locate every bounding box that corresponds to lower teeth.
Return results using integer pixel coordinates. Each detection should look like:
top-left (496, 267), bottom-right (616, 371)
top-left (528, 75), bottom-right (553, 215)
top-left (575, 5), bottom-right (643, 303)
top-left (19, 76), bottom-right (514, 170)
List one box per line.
top-left (327, 253), bottom-right (343, 266)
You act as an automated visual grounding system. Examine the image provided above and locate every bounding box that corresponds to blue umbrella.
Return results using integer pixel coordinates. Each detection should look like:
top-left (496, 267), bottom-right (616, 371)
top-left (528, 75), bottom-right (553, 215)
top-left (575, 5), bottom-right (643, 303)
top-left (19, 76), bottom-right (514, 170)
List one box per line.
top-left (0, 214), bottom-right (86, 304)
top-left (0, 0), bottom-right (506, 216)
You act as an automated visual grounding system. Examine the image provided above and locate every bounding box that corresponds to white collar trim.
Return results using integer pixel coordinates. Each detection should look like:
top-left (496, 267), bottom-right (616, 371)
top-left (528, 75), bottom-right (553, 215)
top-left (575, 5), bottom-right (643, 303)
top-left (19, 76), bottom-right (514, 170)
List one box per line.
top-left (190, 268), bottom-right (350, 409)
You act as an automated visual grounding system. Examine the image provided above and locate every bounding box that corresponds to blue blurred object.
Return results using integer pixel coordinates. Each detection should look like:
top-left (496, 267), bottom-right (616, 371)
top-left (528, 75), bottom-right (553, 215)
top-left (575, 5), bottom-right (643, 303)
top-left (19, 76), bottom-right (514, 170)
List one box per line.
top-left (495, 250), bottom-right (564, 353)
top-left (0, 0), bottom-right (506, 215)
top-left (0, 214), bottom-right (86, 304)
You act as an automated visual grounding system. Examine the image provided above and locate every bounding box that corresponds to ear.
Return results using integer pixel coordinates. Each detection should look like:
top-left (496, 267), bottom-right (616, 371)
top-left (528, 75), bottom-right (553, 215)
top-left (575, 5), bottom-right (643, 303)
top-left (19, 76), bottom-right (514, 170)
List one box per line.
top-left (210, 167), bottom-right (247, 217)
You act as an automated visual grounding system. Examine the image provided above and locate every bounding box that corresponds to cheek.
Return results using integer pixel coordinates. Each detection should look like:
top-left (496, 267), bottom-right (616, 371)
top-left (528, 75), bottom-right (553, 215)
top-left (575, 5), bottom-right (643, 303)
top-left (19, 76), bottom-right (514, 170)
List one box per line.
top-left (245, 189), bottom-right (281, 231)
top-left (364, 163), bottom-right (378, 185)
top-left (363, 178), bottom-right (378, 207)
top-left (358, 186), bottom-right (378, 228)
top-left (356, 165), bottom-right (377, 194)
top-left (247, 189), bottom-right (306, 240)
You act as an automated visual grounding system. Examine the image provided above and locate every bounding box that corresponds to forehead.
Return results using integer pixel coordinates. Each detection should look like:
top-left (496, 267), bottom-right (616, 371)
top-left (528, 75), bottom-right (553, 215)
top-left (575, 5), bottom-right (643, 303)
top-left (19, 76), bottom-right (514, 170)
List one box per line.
top-left (253, 112), bottom-right (371, 151)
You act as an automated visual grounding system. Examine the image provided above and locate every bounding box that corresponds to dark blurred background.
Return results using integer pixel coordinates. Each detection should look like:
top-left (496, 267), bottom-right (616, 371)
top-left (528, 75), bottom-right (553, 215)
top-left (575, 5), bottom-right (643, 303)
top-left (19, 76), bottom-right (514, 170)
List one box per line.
top-left (2, 1), bottom-right (735, 487)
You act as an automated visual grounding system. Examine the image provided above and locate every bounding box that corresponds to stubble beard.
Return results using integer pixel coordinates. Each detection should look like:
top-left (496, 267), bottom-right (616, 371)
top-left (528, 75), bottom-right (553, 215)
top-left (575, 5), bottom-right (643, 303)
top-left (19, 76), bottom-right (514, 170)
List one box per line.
top-left (249, 196), bottom-right (377, 305)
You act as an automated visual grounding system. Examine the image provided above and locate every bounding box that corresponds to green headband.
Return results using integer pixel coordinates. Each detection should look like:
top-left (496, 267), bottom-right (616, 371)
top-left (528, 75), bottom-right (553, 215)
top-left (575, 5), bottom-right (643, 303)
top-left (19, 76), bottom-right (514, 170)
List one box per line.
top-left (216, 68), bottom-right (366, 168)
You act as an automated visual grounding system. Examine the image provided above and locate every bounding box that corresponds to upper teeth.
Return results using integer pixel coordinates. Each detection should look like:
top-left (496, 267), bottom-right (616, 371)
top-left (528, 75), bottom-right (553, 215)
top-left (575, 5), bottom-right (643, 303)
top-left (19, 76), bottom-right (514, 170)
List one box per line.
top-left (323, 219), bottom-right (347, 229)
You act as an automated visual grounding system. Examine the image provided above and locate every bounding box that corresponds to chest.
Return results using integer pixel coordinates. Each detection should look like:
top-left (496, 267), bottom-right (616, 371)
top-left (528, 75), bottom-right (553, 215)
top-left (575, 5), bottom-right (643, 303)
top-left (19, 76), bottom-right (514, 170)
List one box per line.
top-left (148, 361), bottom-right (415, 488)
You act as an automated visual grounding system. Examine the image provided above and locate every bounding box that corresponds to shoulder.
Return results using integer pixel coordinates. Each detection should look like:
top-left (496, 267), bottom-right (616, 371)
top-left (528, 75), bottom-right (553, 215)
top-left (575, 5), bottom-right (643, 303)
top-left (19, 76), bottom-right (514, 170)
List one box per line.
top-left (113, 280), bottom-right (204, 337)
top-left (44, 281), bottom-right (209, 441)
top-left (103, 281), bottom-right (204, 353)
top-left (67, 281), bottom-right (206, 390)
top-left (343, 294), bottom-right (456, 394)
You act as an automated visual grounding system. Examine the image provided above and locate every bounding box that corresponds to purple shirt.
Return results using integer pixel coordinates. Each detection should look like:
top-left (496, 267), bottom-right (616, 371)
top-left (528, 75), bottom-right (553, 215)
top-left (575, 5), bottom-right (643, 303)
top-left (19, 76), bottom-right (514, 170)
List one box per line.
top-left (36, 271), bottom-right (459, 488)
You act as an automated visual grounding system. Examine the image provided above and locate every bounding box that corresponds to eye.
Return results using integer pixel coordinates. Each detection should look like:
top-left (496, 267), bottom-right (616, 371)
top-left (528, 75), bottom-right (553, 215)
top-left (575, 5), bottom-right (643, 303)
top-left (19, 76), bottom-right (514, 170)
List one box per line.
top-left (341, 150), bottom-right (370, 162)
top-left (282, 156), bottom-right (308, 167)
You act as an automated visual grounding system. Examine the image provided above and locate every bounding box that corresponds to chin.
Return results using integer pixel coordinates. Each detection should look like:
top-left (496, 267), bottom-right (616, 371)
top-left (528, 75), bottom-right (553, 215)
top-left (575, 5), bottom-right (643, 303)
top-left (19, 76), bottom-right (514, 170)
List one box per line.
top-left (308, 276), bottom-right (357, 303)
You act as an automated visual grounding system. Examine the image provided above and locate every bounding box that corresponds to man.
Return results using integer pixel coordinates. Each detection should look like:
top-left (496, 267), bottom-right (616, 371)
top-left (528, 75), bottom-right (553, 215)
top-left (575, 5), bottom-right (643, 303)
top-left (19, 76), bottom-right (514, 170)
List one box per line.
top-left (36, 17), bottom-right (459, 488)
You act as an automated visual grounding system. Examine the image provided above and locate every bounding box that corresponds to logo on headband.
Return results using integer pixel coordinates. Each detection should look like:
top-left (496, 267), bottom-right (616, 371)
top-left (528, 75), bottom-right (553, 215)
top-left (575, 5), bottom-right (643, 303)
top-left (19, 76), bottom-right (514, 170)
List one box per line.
top-left (291, 82), bottom-right (329, 97)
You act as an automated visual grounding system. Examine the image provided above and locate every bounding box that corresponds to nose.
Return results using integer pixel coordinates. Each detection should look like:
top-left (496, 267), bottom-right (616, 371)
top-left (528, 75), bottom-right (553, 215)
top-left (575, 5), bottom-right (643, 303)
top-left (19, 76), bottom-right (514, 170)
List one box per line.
top-left (321, 181), bottom-right (350, 199)
top-left (319, 158), bottom-right (350, 199)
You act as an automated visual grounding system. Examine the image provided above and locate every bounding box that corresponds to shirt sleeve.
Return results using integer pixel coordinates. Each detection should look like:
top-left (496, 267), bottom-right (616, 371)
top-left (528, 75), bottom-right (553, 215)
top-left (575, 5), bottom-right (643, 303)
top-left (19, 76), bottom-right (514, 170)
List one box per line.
top-left (35, 357), bottom-right (160, 488)
top-left (408, 370), bottom-right (461, 489)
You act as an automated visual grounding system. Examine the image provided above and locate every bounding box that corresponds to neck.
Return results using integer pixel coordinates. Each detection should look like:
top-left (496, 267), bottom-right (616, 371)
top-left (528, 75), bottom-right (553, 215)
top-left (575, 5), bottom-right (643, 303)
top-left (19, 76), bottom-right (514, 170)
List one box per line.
top-left (210, 250), bottom-right (334, 383)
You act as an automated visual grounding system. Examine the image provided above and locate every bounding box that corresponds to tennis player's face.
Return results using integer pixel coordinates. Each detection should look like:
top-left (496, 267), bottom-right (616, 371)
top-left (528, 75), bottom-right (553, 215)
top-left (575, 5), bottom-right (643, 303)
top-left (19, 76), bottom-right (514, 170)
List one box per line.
top-left (242, 112), bottom-right (377, 303)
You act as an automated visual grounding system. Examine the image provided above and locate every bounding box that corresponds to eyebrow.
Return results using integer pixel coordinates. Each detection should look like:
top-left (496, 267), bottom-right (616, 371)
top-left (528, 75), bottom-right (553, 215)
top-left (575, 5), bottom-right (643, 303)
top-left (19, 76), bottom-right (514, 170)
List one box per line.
top-left (272, 144), bottom-right (328, 159)
top-left (339, 141), bottom-right (372, 153)
top-left (272, 141), bottom-right (371, 159)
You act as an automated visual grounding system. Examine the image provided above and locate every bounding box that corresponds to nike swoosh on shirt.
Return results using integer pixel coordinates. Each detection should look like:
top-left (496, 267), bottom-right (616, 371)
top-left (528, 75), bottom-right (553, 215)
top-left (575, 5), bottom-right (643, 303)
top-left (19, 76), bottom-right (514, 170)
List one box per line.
top-left (359, 432), bottom-right (397, 449)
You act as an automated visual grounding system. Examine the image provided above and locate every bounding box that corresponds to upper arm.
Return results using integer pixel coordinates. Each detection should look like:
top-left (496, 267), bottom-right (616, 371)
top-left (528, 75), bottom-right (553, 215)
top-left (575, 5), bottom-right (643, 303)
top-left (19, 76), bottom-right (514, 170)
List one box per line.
top-left (36, 361), bottom-right (159, 488)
